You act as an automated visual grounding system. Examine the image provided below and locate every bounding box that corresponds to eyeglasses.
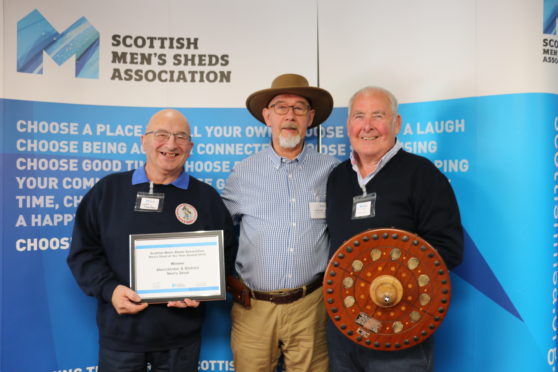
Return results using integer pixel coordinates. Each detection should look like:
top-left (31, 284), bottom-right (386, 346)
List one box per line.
top-left (268, 103), bottom-right (311, 116)
top-left (145, 130), bottom-right (192, 143)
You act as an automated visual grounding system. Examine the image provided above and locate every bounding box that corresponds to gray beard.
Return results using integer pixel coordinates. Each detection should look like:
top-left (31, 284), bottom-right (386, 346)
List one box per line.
top-left (278, 134), bottom-right (302, 149)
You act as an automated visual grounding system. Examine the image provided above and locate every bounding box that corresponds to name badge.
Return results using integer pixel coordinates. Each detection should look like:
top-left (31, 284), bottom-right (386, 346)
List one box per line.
top-left (309, 202), bottom-right (326, 219)
top-left (135, 192), bottom-right (165, 213)
top-left (352, 192), bottom-right (376, 219)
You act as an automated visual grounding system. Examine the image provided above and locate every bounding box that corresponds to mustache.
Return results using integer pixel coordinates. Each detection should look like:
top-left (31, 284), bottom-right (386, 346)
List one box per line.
top-left (280, 123), bottom-right (299, 130)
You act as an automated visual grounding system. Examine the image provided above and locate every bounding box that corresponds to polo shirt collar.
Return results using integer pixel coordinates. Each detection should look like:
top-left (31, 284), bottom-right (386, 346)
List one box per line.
top-left (132, 166), bottom-right (190, 189)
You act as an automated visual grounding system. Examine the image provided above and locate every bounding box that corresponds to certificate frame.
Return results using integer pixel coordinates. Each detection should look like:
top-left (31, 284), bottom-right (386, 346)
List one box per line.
top-left (129, 230), bottom-right (225, 303)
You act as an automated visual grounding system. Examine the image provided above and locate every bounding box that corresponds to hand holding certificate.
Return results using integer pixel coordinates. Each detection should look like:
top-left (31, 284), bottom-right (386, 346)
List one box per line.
top-left (129, 230), bottom-right (225, 303)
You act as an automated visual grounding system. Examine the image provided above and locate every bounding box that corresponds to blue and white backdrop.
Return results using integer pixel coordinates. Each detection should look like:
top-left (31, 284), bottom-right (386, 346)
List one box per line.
top-left (1, 0), bottom-right (557, 371)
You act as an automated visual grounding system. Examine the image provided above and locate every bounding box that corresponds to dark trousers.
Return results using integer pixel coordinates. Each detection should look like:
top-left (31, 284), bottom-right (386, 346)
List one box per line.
top-left (98, 340), bottom-right (201, 372)
top-left (327, 319), bottom-right (434, 372)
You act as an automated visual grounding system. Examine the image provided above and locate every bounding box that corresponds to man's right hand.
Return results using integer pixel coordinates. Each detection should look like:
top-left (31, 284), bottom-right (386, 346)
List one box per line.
top-left (111, 285), bottom-right (149, 314)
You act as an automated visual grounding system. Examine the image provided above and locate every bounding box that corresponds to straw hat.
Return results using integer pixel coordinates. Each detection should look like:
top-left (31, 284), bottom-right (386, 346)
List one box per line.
top-left (246, 73), bottom-right (333, 128)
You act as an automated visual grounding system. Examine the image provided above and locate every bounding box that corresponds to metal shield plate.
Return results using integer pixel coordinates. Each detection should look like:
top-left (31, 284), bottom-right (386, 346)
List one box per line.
top-left (323, 228), bottom-right (451, 351)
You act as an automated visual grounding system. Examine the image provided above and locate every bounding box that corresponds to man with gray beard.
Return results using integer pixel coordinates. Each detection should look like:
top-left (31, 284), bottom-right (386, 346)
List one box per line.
top-left (222, 74), bottom-right (339, 371)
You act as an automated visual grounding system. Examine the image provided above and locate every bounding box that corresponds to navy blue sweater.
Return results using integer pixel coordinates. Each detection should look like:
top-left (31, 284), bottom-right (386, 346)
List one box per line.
top-left (326, 150), bottom-right (463, 269)
top-left (67, 170), bottom-right (236, 351)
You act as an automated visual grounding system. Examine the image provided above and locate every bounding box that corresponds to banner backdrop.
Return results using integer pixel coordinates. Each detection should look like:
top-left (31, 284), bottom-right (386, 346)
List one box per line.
top-left (318, 1), bottom-right (558, 371)
top-left (2, 0), bottom-right (558, 372)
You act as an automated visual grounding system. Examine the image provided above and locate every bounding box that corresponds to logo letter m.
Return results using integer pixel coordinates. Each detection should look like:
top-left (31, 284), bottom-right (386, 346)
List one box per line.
top-left (17, 9), bottom-right (100, 79)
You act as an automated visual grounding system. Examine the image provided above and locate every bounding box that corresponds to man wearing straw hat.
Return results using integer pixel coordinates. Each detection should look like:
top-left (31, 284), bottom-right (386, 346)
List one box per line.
top-left (222, 73), bottom-right (339, 371)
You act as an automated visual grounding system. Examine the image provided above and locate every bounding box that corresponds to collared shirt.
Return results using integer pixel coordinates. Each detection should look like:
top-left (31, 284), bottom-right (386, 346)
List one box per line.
top-left (222, 145), bottom-right (339, 291)
top-left (350, 138), bottom-right (402, 191)
top-left (131, 166), bottom-right (190, 189)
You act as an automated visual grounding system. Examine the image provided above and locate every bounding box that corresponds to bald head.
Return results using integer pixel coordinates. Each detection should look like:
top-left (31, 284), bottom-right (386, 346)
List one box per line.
top-left (146, 109), bottom-right (190, 133)
top-left (141, 109), bottom-right (193, 184)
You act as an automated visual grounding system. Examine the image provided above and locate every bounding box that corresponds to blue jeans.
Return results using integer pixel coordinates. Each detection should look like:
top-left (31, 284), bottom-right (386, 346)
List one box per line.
top-left (98, 340), bottom-right (201, 372)
top-left (327, 319), bottom-right (433, 372)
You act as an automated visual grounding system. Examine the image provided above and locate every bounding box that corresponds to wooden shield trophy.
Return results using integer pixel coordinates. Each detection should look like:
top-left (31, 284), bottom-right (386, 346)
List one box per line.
top-left (323, 228), bottom-right (451, 351)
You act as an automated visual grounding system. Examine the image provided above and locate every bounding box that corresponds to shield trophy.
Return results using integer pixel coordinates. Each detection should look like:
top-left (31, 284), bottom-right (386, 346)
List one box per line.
top-left (323, 228), bottom-right (452, 351)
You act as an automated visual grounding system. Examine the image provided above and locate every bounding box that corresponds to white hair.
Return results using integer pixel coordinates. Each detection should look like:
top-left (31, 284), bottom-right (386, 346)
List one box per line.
top-left (348, 86), bottom-right (398, 115)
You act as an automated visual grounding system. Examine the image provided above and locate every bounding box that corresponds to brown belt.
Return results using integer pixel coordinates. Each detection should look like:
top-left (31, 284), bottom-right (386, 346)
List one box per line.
top-left (250, 274), bottom-right (324, 305)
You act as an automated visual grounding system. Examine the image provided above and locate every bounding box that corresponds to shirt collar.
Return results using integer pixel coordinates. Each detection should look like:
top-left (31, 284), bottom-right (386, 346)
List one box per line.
top-left (131, 165), bottom-right (190, 190)
top-left (266, 142), bottom-right (308, 169)
top-left (350, 138), bottom-right (402, 189)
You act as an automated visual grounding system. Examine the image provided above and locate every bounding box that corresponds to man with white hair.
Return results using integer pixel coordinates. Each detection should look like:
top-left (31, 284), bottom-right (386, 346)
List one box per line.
top-left (325, 87), bottom-right (464, 371)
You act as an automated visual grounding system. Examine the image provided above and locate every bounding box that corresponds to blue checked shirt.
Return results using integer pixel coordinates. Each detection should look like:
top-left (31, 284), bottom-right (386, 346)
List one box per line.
top-left (222, 145), bottom-right (339, 292)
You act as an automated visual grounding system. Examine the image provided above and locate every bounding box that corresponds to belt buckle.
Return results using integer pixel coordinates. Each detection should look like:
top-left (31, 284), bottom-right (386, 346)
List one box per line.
top-left (251, 283), bottom-right (314, 304)
top-left (271, 288), bottom-right (297, 304)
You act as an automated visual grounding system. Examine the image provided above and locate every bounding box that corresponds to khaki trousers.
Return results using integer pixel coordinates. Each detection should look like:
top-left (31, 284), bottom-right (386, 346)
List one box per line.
top-left (231, 288), bottom-right (328, 372)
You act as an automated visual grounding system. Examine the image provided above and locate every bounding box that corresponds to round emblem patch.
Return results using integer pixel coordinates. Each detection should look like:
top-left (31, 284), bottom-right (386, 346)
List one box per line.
top-left (175, 203), bottom-right (198, 225)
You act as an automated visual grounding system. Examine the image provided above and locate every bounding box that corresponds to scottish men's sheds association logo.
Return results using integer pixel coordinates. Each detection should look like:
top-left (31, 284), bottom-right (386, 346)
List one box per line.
top-left (17, 9), bottom-right (99, 79)
top-left (544, 0), bottom-right (558, 34)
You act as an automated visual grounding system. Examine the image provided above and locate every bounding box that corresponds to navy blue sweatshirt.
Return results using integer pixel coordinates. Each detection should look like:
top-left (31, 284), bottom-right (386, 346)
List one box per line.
top-left (326, 150), bottom-right (463, 269)
top-left (67, 170), bottom-right (236, 351)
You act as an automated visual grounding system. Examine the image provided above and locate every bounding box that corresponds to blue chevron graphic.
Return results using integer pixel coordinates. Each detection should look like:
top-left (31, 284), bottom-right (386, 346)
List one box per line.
top-left (453, 229), bottom-right (522, 321)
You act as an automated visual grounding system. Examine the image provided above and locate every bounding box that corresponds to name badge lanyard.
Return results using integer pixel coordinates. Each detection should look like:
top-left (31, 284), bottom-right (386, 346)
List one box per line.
top-left (352, 185), bottom-right (376, 220)
top-left (135, 181), bottom-right (165, 213)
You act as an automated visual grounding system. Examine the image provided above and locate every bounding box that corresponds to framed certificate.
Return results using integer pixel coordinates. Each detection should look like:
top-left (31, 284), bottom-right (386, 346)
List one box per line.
top-left (129, 230), bottom-right (225, 302)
